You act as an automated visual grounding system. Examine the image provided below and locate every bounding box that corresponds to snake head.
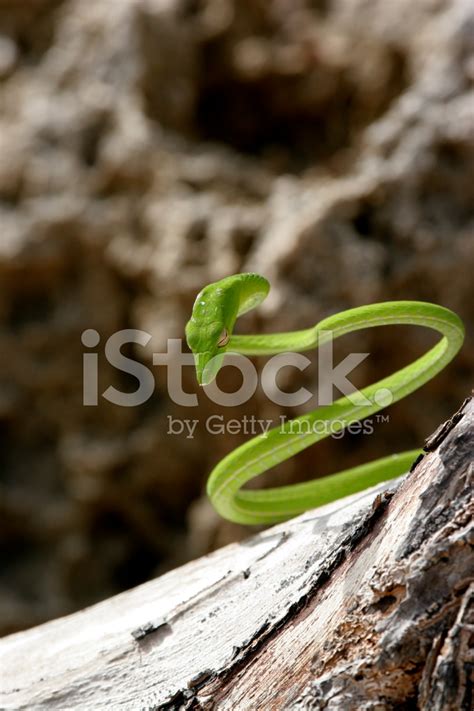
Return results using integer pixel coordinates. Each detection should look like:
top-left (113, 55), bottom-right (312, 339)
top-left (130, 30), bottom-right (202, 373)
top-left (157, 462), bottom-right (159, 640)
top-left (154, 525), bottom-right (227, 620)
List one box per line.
top-left (186, 274), bottom-right (268, 386)
top-left (185, 287), bottom-right (234, 385)
top-left (185, 326), bottom-right (229, 385)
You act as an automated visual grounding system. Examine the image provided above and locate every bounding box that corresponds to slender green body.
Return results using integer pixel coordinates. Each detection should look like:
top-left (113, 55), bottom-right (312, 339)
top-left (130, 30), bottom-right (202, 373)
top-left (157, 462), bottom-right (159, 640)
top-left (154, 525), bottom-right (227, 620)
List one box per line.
top-left (186, 273), bottom-right (465, 524)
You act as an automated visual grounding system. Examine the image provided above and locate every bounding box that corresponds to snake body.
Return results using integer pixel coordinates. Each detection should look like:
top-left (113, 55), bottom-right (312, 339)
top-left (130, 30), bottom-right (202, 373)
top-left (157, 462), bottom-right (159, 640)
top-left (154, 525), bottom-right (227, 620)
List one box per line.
top-left (185, 273), bottom-right (464, 524)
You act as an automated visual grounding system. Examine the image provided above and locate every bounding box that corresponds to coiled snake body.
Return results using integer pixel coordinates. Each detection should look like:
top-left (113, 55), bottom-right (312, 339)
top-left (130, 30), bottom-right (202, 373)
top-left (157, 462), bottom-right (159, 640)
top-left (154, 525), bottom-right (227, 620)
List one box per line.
top-left (186, 273), bottom-right (464, 524)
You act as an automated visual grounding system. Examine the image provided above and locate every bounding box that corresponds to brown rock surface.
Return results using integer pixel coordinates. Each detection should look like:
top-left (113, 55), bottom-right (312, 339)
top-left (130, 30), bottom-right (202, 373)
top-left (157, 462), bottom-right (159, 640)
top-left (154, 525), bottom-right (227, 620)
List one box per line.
top-left (0, 0), bottom-right (473, 635)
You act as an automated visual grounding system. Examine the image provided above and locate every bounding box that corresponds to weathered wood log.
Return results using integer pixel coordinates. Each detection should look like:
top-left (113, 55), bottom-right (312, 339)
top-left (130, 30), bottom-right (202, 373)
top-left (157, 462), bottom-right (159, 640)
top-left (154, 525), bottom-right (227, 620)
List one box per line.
top-left (1, 398), bottom-right (472, 710)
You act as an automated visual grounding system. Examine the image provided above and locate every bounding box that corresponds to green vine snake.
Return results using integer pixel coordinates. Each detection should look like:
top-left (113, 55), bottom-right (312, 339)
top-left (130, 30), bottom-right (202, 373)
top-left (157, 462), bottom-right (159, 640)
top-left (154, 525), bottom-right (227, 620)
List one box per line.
top-left (185, 273), bottom-right (464, 525)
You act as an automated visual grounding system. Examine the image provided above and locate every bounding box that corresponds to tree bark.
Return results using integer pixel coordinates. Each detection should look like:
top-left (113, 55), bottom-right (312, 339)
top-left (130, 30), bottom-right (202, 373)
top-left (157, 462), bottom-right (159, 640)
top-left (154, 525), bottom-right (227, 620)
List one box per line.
top-left (1, 398), bottom-right (473, 711)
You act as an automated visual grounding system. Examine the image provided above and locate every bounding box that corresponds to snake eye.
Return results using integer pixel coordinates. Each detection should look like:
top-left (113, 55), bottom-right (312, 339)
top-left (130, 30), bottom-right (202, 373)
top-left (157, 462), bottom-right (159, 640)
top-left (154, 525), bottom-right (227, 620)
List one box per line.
top-left (217, 328), bottom-right (230, 347)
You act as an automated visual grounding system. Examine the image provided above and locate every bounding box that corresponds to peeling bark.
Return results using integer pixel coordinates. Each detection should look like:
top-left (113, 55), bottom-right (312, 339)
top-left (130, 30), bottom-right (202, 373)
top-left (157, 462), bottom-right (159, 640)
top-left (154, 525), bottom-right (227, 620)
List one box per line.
top-left (0, 398), bottom-right (472, 711)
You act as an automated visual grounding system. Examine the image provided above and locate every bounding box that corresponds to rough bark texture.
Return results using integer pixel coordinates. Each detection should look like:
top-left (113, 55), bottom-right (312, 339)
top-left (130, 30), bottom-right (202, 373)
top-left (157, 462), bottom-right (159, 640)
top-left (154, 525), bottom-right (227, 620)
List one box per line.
top-left (0, 397), bottom-right (472, 710)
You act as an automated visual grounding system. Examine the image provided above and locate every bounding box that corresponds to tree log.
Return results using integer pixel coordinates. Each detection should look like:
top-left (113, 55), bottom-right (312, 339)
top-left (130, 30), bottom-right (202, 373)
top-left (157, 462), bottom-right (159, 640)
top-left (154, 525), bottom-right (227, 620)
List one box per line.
top-left (1, 398), bottom-right (473, 710)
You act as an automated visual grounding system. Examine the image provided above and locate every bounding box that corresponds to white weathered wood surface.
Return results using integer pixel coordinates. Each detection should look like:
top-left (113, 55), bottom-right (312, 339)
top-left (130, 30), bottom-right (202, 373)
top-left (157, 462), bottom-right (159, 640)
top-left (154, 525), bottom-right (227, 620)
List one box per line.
top-left (1, 398), bottom-right (472, 710)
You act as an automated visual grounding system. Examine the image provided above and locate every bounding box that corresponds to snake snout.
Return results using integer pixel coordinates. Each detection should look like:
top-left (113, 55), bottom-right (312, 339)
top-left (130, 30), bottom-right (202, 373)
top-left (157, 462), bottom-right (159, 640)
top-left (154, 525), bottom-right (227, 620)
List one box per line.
top-left (194, 351), bottom-right (224, 386)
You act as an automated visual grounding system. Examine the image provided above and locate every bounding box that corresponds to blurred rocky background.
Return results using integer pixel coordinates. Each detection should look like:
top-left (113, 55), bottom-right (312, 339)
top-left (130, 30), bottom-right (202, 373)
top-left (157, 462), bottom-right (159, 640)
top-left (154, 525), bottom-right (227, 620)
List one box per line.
top-left (0, 0), bottom-right (473, 635)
